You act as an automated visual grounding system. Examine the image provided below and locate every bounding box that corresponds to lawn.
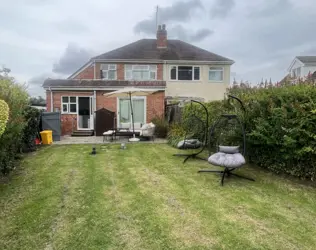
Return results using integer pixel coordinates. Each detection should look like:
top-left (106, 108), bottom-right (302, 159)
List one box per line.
top-left (1, 144), bottom-right (316, 250)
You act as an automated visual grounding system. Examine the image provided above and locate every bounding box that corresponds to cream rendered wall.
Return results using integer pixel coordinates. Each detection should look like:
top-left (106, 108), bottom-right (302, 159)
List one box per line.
top-left (302, 66), bottom-right (316, 77)
top-left (164, 64), bottom-right (231, 102)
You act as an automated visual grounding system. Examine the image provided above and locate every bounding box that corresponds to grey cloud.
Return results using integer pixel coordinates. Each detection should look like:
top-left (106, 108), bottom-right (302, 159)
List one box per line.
top-left (190, 29), bottom-right (214, 42)
top-left (52, 43), bottom-right (93, 75)
top-left (134, 0), bottom-right (203, 35)
top-left (210, 0), bottom-right (235, 19)
top-left (27, 73), bottom-right (53, 97)
top-left (169, 25), bottom-right (213, 42)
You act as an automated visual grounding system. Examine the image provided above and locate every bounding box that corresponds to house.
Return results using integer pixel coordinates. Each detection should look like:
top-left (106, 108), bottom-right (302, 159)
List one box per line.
top-left (288, 56), bottom-right (316, 81)
top-left (42, 24), bottom-right (234, 136)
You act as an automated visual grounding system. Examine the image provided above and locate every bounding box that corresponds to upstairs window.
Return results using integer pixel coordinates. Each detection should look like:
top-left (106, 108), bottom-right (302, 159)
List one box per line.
top-left (125, 65), bottom-right (157, 80)
top-left (101, 64), bottom-right (117, 80)
top-left (209, 67), bottom-right (224, 81)
top-left (170, 66), bottom-right (200, 80)
top-left (61, 96), bottom-right (77, 114)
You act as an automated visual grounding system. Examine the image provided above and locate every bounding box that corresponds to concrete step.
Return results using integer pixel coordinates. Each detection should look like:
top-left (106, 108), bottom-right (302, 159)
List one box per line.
top-left (71, 130), bottom-right (94, 137)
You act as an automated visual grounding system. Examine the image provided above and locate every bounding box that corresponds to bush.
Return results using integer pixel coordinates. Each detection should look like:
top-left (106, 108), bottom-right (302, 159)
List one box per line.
top-left (0, 99), bottom-right (9, 137)
top-left (151, 116), bottom-right (169, 138)
top-left (167, 81), bottom-right (316, 180)
top-left (0, 77), bottom-right (29, 174)
top-left (167, 122), bottom-right (186, 147)
top-left (229, 84), bottom-right (316, 180)
top-left (21, 106), bottom-right (41, 152)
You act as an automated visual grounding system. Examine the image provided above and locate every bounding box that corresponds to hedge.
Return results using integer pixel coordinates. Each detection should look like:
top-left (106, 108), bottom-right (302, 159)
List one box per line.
top-left (168, 82), bottom-right (316, 180)
top-left (0, 99), bottom-right (9, 137)
top-left (0, 77), bottom-right (29, 174)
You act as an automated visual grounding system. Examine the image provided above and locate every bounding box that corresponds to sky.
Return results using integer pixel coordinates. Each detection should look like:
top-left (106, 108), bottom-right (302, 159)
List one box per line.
top-left (1, 0), bottom-right (316, 97)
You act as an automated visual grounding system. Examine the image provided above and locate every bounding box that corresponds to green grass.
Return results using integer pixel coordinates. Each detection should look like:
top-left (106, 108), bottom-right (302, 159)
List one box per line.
top-left (1, 144), bottom-right (316, 250)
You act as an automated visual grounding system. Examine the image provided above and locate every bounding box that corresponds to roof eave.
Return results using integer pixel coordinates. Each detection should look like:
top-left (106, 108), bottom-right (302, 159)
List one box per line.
top-left (93, 58), bottom-right (234, 65)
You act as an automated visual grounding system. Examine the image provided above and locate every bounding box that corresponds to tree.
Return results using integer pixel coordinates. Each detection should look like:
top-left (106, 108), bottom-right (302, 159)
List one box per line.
top-left (30, 96), bottom-right (46, 106)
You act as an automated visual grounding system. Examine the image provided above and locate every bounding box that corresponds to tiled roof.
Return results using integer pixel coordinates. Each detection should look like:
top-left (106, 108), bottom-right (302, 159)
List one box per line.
top-left (296, 56), bottom-right (316, 64)
top-left (42, 79), bottom-right (166, 88)
top-left (93, 39), bottom-right (234, 63)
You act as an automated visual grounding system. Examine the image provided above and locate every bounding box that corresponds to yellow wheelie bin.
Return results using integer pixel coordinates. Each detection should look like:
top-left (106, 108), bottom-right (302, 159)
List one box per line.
top-left (40, 130), bottom-right (53, 144)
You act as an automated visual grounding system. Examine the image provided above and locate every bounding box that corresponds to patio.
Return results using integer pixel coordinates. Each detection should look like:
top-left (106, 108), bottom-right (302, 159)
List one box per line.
top-left (53, 135), bottom-right (167, 145)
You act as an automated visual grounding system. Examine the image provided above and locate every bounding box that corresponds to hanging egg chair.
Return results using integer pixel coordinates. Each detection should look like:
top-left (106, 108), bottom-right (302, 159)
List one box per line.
top-left (173, 100), bottom-right (209, 163)
top-left (198, 95), bottom-right (255, 186)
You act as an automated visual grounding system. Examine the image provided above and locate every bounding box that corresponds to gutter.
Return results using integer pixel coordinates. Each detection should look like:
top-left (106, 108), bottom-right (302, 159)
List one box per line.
top-left (43, 87), bottom-right (166, 91)
top-left (93, 58), bottom-right (235, 65)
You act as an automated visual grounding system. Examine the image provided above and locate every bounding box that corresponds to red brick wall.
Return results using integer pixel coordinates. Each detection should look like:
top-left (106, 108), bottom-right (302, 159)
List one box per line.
top-left (47, 90), bottom-right (165, 136)
top-left (74, 65), bottom-right (94, 79)
top-left (51, 91), bottom-right (94, 135)
top-left (157, 64), bottom-right (163, 80)
top-left (146, 91), bottom-right (165, 122)
top-left (117, 64), bottom-right (124, 80)
top-left (96, 91), bottom-right (117, 112)
top-left (95, 63), bottom-right (163, 80)
top-left (46, 91), bottom-right (51, 112)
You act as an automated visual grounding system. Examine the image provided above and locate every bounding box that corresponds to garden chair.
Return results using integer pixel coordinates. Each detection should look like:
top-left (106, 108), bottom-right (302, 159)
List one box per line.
top-left (173, 100), bottom-right (209, 163)
top-left (198, 95), bottom-right (255, 186)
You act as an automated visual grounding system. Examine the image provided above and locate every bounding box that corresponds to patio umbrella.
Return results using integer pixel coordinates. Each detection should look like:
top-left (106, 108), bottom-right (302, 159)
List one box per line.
top-left (103, 87), bottom-right (158, 142)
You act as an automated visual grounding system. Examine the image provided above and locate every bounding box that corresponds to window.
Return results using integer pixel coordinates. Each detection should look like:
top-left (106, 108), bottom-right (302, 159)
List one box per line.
top-left (169, 66), bottom-right (200, 80)
top-left (125, 65), bottom-right (157, 80)
top-left (100, 64), bottom-right (117, 80)
top-left (209, 67), bottom-right (224, 81)
top-left (61, 96), bottom-right (77, 114)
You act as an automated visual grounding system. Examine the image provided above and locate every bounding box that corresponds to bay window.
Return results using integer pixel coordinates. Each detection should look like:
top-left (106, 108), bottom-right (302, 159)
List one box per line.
top-left (61, 96), bottom-right (77, 114)
top-left (209, 67), bottom-right (224, 81)
top-left (170, 66), bottom-right (200, 80)
top-left (125, 65), bottom-right (157, 80)
top-left (101, 64), bottom-right (117, 80)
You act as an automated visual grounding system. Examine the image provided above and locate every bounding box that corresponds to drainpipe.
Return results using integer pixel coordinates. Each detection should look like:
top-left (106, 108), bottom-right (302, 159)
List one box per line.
top-left (93, 90), bottom-right (96, 132)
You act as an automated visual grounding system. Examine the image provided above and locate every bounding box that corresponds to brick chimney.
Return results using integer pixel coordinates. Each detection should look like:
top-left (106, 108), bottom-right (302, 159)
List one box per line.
top-left (156, 24), bottom-right (167, 49)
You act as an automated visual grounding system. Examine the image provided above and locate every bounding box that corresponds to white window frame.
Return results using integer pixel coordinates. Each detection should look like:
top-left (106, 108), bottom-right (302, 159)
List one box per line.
top-left (61, 96), bottom-right (77, 114)
top-left (100, 64), bottom-right (117, 80)
top-left (169, 65), bottom-right (201, 81)
top-left (209, 67), bottom-right (224, 82)
top-left (124, 65), bottom-right (157, 81)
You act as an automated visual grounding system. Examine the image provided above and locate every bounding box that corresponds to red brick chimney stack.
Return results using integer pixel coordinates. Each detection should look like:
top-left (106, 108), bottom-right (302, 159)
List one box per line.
top-left (156, 24), bottom-right (167, 49)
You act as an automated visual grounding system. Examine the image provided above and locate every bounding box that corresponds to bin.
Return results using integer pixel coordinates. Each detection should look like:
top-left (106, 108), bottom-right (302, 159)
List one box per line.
top-left (40, 130), bottom-right (53, 144)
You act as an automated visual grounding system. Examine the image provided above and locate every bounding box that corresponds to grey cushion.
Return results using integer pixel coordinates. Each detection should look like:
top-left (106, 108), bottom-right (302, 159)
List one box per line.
top-left (177, 139), bottom-right (202, 149)
top-left (208, 152), bottom-right (246, 168)
top-left (219, 145), bottom-right (240, 154)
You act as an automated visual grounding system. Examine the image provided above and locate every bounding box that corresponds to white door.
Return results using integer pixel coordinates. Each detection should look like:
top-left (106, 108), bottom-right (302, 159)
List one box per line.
top-left (118, 97), bottom-right (145, 129)
top-left (89, 96), bottom-right (94, 130)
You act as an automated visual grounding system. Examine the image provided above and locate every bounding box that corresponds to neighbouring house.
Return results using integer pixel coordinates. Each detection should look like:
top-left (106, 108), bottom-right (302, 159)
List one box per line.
top-left (42, 24), bottom-right (234, 136)
top-left (288, 56), bottom-right (316, 81)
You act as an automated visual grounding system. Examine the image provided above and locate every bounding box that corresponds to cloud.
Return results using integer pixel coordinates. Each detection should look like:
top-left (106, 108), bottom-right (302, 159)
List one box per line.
top-left (168, 25), bottom-right (213, 42)
top-left (52, 43), bottom-right (93, 75)
top-left (210, 0), bottom-right (235, 19)
top-left (134, 0), bottom-right (203, 35)
top-left (134, 0), bottom-right (212, 42)
top-left (190, 29), bottom-right (214, 42)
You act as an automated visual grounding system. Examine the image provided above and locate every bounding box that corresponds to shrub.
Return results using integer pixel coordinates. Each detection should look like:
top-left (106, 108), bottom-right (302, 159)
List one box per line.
top-left (167, 81), bottom-right (316, 180)
top-left (167, 122), bottom-right (186, 147)
top-left (0, 99), bottom-right (9, 137)
top-left (0, 77), bottom-right (29, 175)
top-left (21, 106), bottom-right (41, 152)
top-left (151, 116), bottom-right (169, 138)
